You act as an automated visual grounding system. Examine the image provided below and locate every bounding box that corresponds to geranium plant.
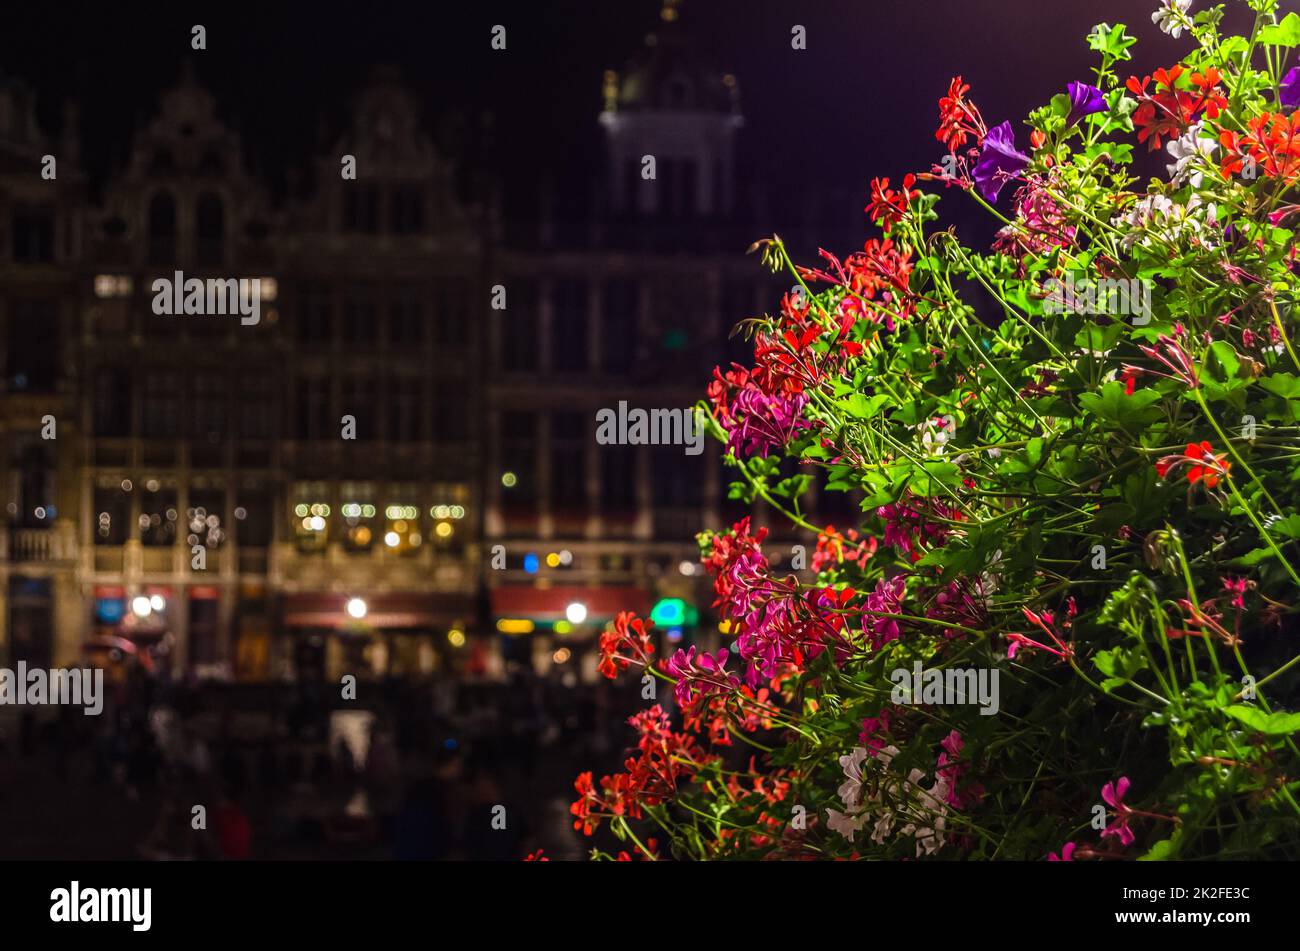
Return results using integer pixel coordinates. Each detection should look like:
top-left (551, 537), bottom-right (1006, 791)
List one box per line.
top-left (571, 0), bottom-right (1300, 861)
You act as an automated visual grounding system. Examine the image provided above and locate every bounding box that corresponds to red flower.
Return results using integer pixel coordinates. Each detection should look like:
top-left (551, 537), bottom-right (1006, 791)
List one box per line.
top-left (936, 76), bottom-right (987, 152)
top-left (1155, 441), bottom-right (1231, 489)
top-left (1220, 111), bottom-right (1300, 183)
top-left (866, 175), bottom-right (918, 229)
top-left (597, 611), bottom-right (656, 679)
top-left (1126, 65), bottom-right (1226, 151)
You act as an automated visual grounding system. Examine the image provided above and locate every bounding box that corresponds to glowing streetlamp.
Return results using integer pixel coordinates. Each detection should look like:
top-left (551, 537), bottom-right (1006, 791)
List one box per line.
top-left (565, 602), bottom-right (588, 624)
top-left (346, 597), bottom-right (368, 620)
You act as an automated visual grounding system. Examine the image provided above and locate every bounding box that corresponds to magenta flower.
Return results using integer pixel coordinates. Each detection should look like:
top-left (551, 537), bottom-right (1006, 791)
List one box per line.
top-left (723, 385), bottom-right (811, 459)
top-left (862, 575), bottom-right (906, 649)
top-left (665, 646), bottom-right (740, 708)
top-left (1066, 81), bottom-right (1106, 126)
top-left (1100, 776), bottom-right (1135, 847)
top-left (1047, 842), bottom-right (1077, 861)
top-left (1281, 67), bottom-right (1300, 111)
top-left (972, 121), bottom-right (1031, 201)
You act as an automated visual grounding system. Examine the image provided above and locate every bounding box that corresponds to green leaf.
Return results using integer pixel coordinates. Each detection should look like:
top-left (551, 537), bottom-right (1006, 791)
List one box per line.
top-left (1207, 341), bottom-right (1241, 383)
top-left (1259, 373), bottom-right (1300, 399)
top-left (842, 393), bottom-right (891, 419)
top-left (1223, 705), bottom-right (1300, 735)
top-left (1088, 22), bottom-right (1137, 61)
top-left (1259, 12), bottom-right (1300, 46)
top-left (1078, 380), bottom-right (1163, 428)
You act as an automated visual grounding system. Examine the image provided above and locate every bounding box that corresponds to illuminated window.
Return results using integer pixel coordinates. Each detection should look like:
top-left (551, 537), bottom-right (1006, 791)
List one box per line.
top-left (292, 482), bottom-right (329, 552)
top-left (94, 275), bottom-right (134, 299)
top-left (341, 482), bottom-right (376, 552)
top-left (384, 499), bottom-right (422, 554)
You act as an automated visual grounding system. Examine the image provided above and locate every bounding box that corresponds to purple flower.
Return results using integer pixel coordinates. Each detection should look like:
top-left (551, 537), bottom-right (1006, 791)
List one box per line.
top-left (665, 646), bottom-right (739, 707)
top-left (1066, 81), bottom-right (1105, 126)
top-left (723, 385), bottom-right (811, 459)
top-left (862, 576), bottom-right (906, 649)
top-left (1281, 67), bottom-right (1300, 111)
top-left (972, 121), bottom-right (1031, 201)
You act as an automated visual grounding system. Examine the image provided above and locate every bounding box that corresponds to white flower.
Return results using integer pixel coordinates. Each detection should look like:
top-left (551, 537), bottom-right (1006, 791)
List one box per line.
top-left (836, 747), bottom-right (870, 810)
top-left (826, 808), bottom-right (867, 842)
top-left (1115, 193), bottom-right (1217, 251)
top-left (981, 549), bottom-right (1004, 593)
top-left (1166, 122), bottom-right (1217, 188)
top-left (918, 418), bottom-right (954, 457)
top-left (1152, 0), bottom-right (1193, 38)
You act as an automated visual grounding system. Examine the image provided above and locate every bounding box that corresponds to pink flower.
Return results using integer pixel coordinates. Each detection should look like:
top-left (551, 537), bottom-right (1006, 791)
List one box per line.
top-left (665, 646), bottom-right (740, 708)
top-left (1222, 576), bottom-right (1249, 610)
top-left (1100, 776), bottom-right (1136, 847)
top-left (862, 576), bottom-right (907, 649)
top-left (1048, 842), bottom-right (1077, 861)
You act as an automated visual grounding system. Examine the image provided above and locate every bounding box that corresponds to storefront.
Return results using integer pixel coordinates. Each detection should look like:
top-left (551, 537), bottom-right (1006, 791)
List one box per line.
top-left (278, 592), bottom-right (473, 682)
top-left (489, 585), bottom-right (652, 680)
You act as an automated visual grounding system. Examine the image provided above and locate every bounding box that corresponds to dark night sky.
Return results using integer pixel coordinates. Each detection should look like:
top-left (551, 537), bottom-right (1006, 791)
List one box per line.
top-left (0, 1), bottom-right (1276, 222)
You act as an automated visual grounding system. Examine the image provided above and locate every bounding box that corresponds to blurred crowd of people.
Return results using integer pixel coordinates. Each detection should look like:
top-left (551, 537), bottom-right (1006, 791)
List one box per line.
top-left (0, 655), bottom-right (643, 861)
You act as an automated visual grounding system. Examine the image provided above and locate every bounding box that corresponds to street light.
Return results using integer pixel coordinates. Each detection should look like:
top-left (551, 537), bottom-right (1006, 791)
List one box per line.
top-left (565, 602), bottom-right (588, 624)
top-left (131, 596), bottom-right (152, 618)
top-left (346, 597), bottom-right (368, 620)
top-left (150, 594), bottom-right (166, 612)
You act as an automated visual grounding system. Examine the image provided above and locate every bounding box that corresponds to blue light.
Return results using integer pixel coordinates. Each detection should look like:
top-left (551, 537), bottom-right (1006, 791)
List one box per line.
top-left (523, 553), bottom-right (539, 574)
top-left (666, 627), bottom-right (683, 643)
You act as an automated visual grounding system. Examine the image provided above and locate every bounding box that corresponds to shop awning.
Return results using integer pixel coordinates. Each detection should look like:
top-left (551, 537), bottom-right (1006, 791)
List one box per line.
top-left (489, 585), bottom-right (650, 621)
top-left (281, 592), bottom-right (472, 630)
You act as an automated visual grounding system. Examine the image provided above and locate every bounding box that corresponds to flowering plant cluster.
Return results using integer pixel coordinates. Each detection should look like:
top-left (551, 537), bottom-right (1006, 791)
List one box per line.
top-left (573, 0), bottom-right (1300, 860)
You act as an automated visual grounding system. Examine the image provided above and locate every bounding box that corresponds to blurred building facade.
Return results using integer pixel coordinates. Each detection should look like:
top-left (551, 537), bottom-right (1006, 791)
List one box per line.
top-left (0, 4), bottom-right (830, 684)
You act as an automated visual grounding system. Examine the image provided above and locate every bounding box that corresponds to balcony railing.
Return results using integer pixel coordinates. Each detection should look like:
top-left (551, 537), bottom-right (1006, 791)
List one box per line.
top-left (7, 528), bottom-right (60, 563)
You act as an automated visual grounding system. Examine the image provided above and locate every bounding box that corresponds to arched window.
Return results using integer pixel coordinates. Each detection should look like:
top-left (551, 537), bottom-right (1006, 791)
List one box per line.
top-left (195, 192), bottom-right (224, 266)
top-left (148, 192), bottom-right (177, 265)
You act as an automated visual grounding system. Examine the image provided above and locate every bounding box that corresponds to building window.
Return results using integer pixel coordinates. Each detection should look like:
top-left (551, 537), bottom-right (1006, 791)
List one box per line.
top-left (500, 279), bottom-right (538, 373)
top-left (139, 482), bottom-right (178, 547)
top-left (10, 440), bottom-right (55, 529)
top-left (652, 447), bottom-right (703, 508)
top-left (94, 485), bottom-right (130, 545)
top-left (343, 186), bottom-right (379, 233)
top-left (148, 193), bottom-right (177, 266)
top-left (239, 375), bottom-right (274, 440)
top-left (190, 372), bottom-right (227, 445)
top-left (341, 483), bottom-right (377, 552)
top-left (341, 377), bottom-right (376, 441)
top-left (93, 368), bottom-right (132, 437)
top-left (433, 381), bottom-right (469, 444)
top-left (344, 285), bottom-right (377, 343)
top-left (292, 484), bottom-right (329, 552)
top-left (435, 278), bottom-right (471, 349)
top-left (601, 279), bottom-right (638, 373)
top-left (236, 489), bottom-right (272, 546)
top-left (600, 446), bottom-right (638, 515)
top-left (387, 376), bottom-right (422, 442)
top-left (551, 279), bottom-right (588, 373)
top-left (295, 376), bottom-right (329, 440)
top-left (195, 192), bottom-right (225, 266)
top-left (11, 206), bottom-right (55, 263)
top-left (6, 300), bottom-right (58, 392)
top-left (296, 283), bottom-right (332, 344)
top-left (94, 275), bottom-right (134, 299)
top-left (187, 489), bottom-right (226, 550)
top-left (389, 287), bottom-right (425, 347)
top-left (501, 411), bottom-right (538, 507)
top-left (142, 370), bottom-right (181, 438)
top-left (390, 185), bottom-right (424, 234)
top-left (551, 412), bottom-right (587, 517)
